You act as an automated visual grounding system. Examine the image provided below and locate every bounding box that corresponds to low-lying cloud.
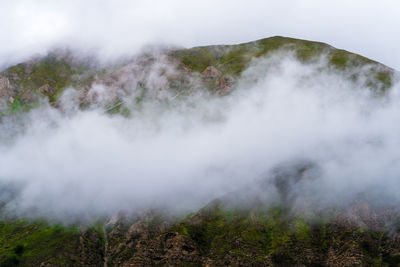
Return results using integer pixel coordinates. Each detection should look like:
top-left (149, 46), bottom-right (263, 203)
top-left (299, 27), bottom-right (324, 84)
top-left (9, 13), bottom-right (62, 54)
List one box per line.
top-left (1, 53), bottom-right (400, 223)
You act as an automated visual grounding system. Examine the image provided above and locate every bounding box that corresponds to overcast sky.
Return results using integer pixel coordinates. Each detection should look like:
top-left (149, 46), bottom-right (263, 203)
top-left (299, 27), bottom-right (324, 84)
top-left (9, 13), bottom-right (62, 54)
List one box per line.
top-left (1, 0), bottom-right (400, 69)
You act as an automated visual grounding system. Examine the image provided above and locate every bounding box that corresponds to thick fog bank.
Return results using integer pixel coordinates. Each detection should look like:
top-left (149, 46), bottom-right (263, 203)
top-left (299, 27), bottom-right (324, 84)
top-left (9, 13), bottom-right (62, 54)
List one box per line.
top-left (1, 54), bottom-right (400, 222)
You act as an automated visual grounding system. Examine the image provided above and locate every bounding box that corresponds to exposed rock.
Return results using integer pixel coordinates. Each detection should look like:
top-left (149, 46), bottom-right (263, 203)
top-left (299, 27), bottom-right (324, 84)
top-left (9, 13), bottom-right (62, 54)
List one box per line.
top-left (216, 74), bottom-right (234, 95)
top-left (0, 76), bottom-right (14, 98)
top-left (326, 243), bottom-right (364, 266)
top-left (38, 83), bottom-right (58, 98)
top-left (20, 89), bottom-right (36, 103)
top-left (202, 66), bottom-right (222, 79)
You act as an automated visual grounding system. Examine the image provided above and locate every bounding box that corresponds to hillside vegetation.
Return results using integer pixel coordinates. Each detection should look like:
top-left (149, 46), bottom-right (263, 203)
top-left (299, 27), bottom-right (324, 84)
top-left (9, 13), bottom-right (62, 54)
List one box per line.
top-left (0, 36), bottom-right (394, 117)
top-left (0, 36), bottom-right (399, 266)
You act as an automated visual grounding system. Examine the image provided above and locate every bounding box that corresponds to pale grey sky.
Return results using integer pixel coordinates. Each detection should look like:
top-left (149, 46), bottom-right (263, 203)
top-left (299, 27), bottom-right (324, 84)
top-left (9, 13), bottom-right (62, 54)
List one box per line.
top-left (1, 0), bottom-right (399, 68)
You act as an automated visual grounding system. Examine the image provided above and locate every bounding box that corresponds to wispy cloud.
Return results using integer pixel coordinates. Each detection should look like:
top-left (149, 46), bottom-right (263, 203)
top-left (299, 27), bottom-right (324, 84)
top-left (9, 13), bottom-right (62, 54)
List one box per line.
top-left (1, 52), bottom-right (400, 222)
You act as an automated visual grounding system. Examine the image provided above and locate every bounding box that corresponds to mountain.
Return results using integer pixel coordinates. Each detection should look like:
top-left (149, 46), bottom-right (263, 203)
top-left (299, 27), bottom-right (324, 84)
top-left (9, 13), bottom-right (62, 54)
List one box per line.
top-left (0, 36), bottom-right (399, 266)
top-left (0, 36), bottom-right (394, 116)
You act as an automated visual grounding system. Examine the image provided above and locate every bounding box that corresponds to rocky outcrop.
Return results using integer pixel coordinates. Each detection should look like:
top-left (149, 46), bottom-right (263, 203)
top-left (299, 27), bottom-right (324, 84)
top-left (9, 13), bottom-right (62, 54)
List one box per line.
top-left (202, 66), bottom-right (222, 79)
top-left (38, 84), bottom-right (54, 95)
top-left (0, 76), bottom-right (14, 99)
top-left (20, 88), bottom-right (36, 103)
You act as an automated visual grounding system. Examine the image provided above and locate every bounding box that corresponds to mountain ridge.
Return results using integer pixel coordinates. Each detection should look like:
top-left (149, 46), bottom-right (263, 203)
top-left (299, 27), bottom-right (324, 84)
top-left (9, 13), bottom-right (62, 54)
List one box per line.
top-left (0, 36), bottom-right (396, 117)
top-left (0, 36), bottom-right (400, 266)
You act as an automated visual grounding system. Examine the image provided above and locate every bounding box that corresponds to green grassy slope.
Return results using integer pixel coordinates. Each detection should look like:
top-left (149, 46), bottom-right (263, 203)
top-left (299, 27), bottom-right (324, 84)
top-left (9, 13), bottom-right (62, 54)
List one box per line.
top-left (0, 220), bottom-right (103, 266)
top-left (171, 36), bottom-right (393, 83)
top-left (0, 53), bottom-right (97, 117)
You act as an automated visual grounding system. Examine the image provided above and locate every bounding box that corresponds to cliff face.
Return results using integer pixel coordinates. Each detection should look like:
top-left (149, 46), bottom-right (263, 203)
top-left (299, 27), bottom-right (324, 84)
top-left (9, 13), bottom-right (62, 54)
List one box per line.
top-left (0, 36), bottom-right (400, 266)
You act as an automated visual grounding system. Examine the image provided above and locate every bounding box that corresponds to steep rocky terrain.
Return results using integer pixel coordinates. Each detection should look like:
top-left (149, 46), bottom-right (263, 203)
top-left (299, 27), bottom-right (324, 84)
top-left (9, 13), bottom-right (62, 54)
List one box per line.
top-left (0, 36), bottom-right (399, 266)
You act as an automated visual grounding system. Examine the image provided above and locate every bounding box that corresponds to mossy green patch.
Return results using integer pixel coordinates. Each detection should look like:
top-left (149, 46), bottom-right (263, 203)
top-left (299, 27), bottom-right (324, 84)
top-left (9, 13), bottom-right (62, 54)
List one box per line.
top-left (376, 71), bottom-right (392, 90)
top-left (176, 205), bottom-right (299, 263)
top-left (1, 53), bottom-right (100, 115)
top-left (329, 49), bottom-right (350, 69)
top-left (0, 219), bottom-right (100, 266)
top-left (4, 55), bottom-right (73, 103)
top-left (8, 96), bottom-right (39, 114)
top-left (171, 46), bottom-right (222, 73)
